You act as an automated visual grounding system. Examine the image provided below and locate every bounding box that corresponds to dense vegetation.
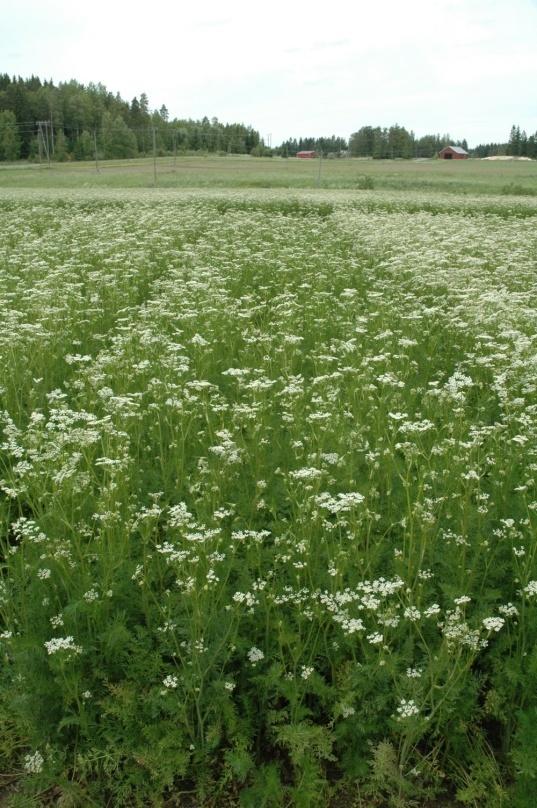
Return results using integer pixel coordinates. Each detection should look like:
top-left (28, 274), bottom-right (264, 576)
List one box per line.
top-left (277, 136), bottom-right (349, 157)
top-left (348, 126), bottom-right (467, 159)
top-left (472, 126), bottom-right (537, 159)
top-left (1, 75), bottom-right (536, 164)
top-left (1, 177), bottom-right (537, 805)
top-left (348, 124), bottom-right (537, 159)
top-left (0, 75), bottom-right (264, 161)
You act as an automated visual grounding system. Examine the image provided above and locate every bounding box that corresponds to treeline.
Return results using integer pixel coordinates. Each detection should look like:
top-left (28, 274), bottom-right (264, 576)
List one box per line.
top-left (277, 136), bottom-right (348, 157)
top-left (473, 126), bottom-right (537, 159)
top-left (1, 75), bottom-right (536, 163)
top-left (348, 125), bottom-right (468, 159)
top-left (349, 123), bottom-right (537, 159)
top-left (0, 75), bottom-right (264, 161)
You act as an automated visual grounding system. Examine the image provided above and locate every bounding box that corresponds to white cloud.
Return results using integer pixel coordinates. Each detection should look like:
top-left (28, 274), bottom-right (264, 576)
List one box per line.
top-left (2, 0), bottom-right (536, 144)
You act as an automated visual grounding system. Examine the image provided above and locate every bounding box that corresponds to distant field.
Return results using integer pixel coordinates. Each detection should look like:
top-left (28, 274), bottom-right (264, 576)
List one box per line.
top-left (0, 154), bottom-right (536, 194)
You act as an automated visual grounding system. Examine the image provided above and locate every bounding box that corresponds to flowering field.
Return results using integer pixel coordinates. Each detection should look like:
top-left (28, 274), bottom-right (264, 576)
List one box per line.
top-left (1, 189), bottom-right (537, 806)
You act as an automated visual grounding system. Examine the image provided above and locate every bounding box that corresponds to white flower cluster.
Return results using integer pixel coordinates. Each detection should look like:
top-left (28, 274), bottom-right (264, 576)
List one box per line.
top-left (233, 591), bottom-right (257, 607)
top-left (396, 699), bottom-right (420, 719)
top-left (314, 491), bottom-right (364, 514)
top-left (231, 529), bottom-right (271, 544)
top-left (11, 517), bottom-right (47, 545)
top-left (498, 603), bottom-right (518, 617)
top-left (300, 665), bottom-right (314, 680)
top-left (482, 617), bottom-right (505, 632)
top-left (523, 581), bottom-right (537, 598)
top-left (454, 596), bottom-right (471, 606)
top-left (209, 429), bottom-right (242, 465)
top-left (155, 542), bottom-right (189, 563)
top-left (440, 609), bottom-right (486, 651)
top-left (406, 668), bottom-right (422, 679)
top-left (44, 636), bottom-right (83, 655)
top-left (289, 467), bottom-right (323, 481)
top-left (247, 646), bottom-right (264, 664)
top-left (24, 750), bottom-right (44, 774)
top-left (168, 501), bottom-right (194, 528)
top-left (338, 617), bottom-right (365, 635)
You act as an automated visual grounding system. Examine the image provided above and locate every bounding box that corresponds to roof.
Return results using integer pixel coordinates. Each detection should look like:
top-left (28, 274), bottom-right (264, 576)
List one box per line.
top-left (441, 145), bottom-right (468, 155)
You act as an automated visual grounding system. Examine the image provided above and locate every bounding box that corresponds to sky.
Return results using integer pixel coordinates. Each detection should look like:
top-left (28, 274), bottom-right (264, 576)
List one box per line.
top-left (2, 0), bottom-right (537, 146)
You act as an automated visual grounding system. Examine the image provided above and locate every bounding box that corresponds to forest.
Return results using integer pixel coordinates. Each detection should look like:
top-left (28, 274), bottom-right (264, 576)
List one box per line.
top-left (0, 75), bottom-right (536, 162)
top-left (0, 75), bottom-right (264, 161)
top-left (346, 125), bottom-right (537, 159)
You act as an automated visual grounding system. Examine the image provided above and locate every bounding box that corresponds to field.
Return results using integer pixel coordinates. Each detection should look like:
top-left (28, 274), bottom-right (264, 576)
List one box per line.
top-left (1, 154), bottom-right (537, 195)
top-left (1, 159), bottom-right (537, 806)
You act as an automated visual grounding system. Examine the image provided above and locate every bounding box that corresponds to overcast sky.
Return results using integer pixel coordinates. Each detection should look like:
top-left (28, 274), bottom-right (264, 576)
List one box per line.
top-left (3, 0), bottom-right (537, 146)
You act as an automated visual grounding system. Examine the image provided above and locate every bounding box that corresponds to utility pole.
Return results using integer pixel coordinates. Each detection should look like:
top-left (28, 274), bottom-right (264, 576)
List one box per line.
top-left (50, 111), bottom-right (55, 156)
top-left (173, 130), bottom-right (177, 172)
top-left (316, 148), bottom-right (323, 187)
top-left (93, 129), bottom-right (100, 173)
top-left (152, 127), bottom-right (157, 186)
top-left (37, 121), bottom-right (51, 168)
top-left (37, 124), bottom-right (43, 168)
top-left (45, 121), bottom-right (51, 167)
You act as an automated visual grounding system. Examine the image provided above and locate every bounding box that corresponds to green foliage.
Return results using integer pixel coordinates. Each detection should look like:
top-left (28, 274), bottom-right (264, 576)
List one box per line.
top-left (1, 189), bottom-right (537, 805)
top-left (355, 175), bottom-right (375, 189)
top-left (101, 111), bottom-right (138, 159)
top-left (53, 129), bottom-right (68, 162)
top-left (0, 110), bottom-right (21, 160)
top-left (240, 763), bottom-right (285, 807)
top-left (452, 744), bottom-right (506, 808)
top-left (278, 135), bottom-right (348, 156)
top-left (349, 124), bottom-right (460, 159)
top-left (0, 74), bottom-right (263, 162)
top-left (510, 644), bottom-right (537, 804)
top-left (368, 741), bottom-right (416, 806)
top-left (501, 183), bottom-right (537, 197)
top-left (0, 73), bottom-right (536, 165)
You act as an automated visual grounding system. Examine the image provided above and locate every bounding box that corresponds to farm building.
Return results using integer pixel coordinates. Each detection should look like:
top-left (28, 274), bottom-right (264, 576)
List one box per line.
top-left (438, 145), bottom-right (469, 160)
top-left (296, 150), bottom-right (317, 158)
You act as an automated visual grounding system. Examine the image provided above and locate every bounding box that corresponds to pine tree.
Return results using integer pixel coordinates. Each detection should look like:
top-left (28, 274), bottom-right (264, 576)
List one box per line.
top-left (101, 112), bottom-right (137, 158)
top-left (74, 130), bottom-right (93, 160)
top-left (54, 129), bottom-right (68, 162)
top-left (0, 110), bottom-right (21, 160)
top-left (507, 125), bottom-right (519, 156)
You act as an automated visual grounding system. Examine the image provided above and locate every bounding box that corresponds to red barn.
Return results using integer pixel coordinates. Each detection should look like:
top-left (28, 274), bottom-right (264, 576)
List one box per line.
top-left (438, 145), bottom-right (469, 160)
top-left (296, 150), bottom-right (317, 158)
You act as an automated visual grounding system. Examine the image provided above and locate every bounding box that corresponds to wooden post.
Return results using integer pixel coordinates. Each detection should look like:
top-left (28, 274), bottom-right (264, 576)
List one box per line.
top-left (94, 129), bottom-right (100, 173)
top-left (152, 127), bottom-right (157, 186)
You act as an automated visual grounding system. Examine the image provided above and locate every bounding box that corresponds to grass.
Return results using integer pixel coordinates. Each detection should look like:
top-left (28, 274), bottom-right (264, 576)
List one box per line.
top-left (1, 164), bottom-right (537, 806)
top-left (0, 154), bottom-right (536, 194)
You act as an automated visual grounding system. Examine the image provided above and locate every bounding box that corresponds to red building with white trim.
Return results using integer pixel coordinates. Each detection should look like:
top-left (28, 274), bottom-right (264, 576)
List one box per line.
top-left (438, 146), bottom-right (469, 160)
